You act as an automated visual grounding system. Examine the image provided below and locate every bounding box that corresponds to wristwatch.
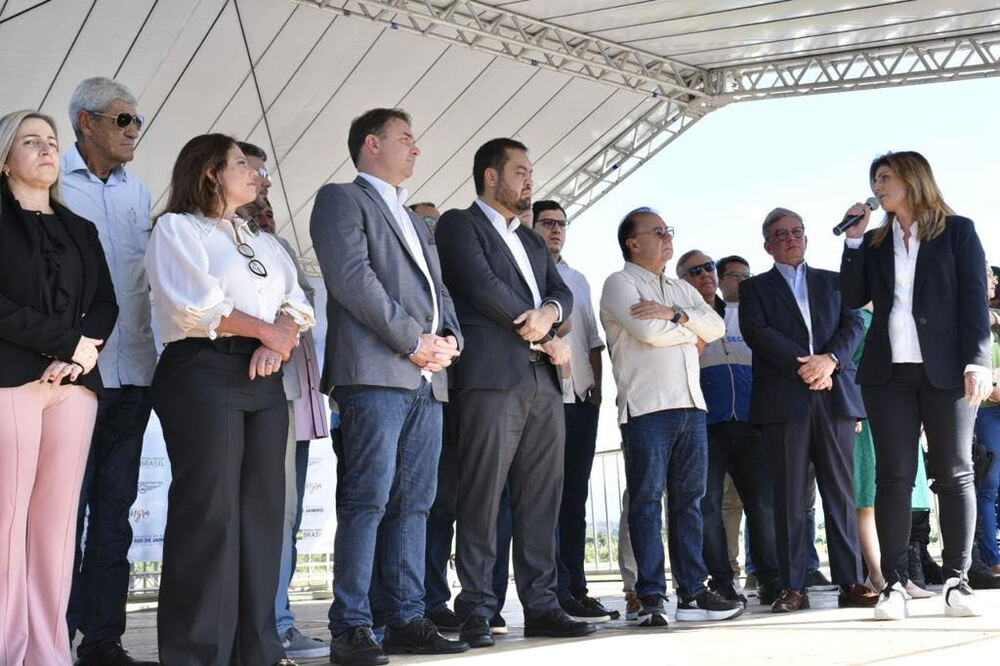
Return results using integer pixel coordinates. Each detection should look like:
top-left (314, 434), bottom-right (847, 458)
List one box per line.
top-left (670, 306), bottom-right (686, 324)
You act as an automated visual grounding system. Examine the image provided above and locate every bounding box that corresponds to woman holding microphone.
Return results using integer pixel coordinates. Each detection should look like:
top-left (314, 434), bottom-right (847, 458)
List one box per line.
top-left (840, 151), bottom-right (992, 621)
top-left (145, 134), bottom-right (314, 664)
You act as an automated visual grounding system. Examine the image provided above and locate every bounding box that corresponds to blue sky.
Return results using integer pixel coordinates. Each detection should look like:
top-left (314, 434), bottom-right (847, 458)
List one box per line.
top-left (564, 76), bottom-right (1000, 451)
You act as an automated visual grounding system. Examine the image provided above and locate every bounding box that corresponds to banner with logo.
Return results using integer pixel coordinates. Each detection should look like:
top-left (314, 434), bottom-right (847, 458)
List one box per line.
top-left (128, 414), bottom-right (170, 562)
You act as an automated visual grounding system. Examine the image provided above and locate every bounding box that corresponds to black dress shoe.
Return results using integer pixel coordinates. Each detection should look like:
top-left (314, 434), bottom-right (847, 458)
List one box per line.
top-left (382, 617), bottom-right (469, 655)
top-left (425, 606), bottom-right (460, 631)
top-left (459, 616), bottom-right (495, 648)
top-left (76, 641), bottom-right (157, 666)
top-left (330, 626), bottom-right (388, 666)
top-left (524, 609), bottom-right (597, 638)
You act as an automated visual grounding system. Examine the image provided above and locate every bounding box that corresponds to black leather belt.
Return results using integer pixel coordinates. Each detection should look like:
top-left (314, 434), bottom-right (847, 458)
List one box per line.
top-left (528, 349), bottom-right (548, 365)
top-left (168, 336), bottom-right (259, 355)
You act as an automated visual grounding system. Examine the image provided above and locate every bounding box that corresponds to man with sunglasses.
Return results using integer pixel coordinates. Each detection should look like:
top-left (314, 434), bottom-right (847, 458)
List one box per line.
top-left (60, 77), bottom-right (157, 666)
top-left (739, 208), bottom-right (877, 613)
top-left (600, 209), bottom-right (741, 627)
top-left (409, 201), bottom-right (441, 233)
top-left (530, 200), bottom-right (614, 623)
top-left (677, 251), bottom-right (782, 608)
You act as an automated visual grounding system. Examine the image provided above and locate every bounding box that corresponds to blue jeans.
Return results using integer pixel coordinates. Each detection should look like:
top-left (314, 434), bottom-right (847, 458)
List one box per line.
top-left (557, 399), bottom-right (600, 602)
top-left (328, 381), bottom-right (442, 633)
top-left (622, 408), bottom-right (708, 600)
top-left (975, 405), bottom-right (1000, 567)
top-left (67, 385), bottom-right (152, 650)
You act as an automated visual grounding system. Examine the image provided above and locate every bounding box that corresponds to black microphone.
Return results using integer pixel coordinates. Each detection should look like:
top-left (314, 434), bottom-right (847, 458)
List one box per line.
top-left (832, 196), bottom-right (879, 236)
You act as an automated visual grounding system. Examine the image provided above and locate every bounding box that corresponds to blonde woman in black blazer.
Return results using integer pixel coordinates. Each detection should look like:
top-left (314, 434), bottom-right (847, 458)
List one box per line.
top-left (840, 150), bottom-right (991, 621)
top-left (0, 110), bottom-right (117, 665)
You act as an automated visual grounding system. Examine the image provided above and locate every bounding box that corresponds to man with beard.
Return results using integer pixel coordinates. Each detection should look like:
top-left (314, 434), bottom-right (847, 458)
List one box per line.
top-left (435, 138), bottom-right (594, 648)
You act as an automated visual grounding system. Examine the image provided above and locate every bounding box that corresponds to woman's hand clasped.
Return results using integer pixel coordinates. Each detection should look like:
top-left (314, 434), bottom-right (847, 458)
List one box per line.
top-left (249, 345), bottom-right (284, 380)
top-left (72, 336), bottom-right (103, 374)
top-left (260, 313), bottom-right (300, 361)
top-left (40, 360), bottom-right (83, 385)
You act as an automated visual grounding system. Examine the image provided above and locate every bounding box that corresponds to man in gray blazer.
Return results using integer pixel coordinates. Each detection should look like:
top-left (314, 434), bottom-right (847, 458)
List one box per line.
top-left (310, 108), bottom-right (467, 666)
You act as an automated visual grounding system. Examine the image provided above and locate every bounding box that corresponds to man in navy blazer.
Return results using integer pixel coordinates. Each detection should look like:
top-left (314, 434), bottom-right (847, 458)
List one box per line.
top-left (310, 108), bottom-right (467, 665)
top-left (435, 138), bottom-right (596, 647)
top-left (739, 207), bottom-right (877, 613)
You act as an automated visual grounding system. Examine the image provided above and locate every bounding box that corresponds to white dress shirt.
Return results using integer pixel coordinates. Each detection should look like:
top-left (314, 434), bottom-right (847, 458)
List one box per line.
top-left (774, 261), bottom-right (814, 354)
top-left (61, 144), bottom-right (157, 387)
top-left (557, 259), bottom-right (605, 401)
top-left (846, 220), bottom-right (989, 378)
top-left (475, 199), bottom-right (563, 322)
top-left (145, 212), bottom-right (314, 344)
top-left (600, 261), bottom-right (725, 424)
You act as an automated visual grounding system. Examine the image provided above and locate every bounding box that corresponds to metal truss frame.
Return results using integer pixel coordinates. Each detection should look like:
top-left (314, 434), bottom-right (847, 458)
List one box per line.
top-left (285, 0), bottom-right (1000, 231)
top-left (714, 32), bottom-right (1000, 102)
top-left (287, 0), bottom-right (709, 104)
top-left (544, 32), bottom-right (1000, 219)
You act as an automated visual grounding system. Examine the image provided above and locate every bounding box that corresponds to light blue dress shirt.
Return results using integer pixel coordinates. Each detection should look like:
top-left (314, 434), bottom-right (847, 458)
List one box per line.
top-left (774, 261), bottom-right (814, 354)
top-left (61, 144), bottom-right (157, 387)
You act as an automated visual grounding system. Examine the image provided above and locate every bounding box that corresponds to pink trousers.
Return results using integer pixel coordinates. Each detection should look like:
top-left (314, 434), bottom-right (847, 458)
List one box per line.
top-left (0, 381), bottom-right (97, 666)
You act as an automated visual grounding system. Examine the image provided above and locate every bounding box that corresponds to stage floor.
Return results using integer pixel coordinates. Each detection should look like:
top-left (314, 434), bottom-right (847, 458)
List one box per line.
top-left (114, 580), bottom-right (1000, 664)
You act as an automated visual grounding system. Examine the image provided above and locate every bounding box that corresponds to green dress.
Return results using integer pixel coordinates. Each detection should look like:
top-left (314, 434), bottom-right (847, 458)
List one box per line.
top-left (853, 309), bottom-right (931, 509)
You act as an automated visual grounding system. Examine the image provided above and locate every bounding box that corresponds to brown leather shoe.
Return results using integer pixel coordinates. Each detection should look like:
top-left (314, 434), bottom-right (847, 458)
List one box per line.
top-left (837, 583), bottom-right (879, 608)
top-left (771, 588), bottom-right (809, 613)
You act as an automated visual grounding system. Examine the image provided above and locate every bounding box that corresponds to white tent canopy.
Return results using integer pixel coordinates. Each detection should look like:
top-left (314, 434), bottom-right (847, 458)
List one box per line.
top-left (2, 0), bottom-right (998, 273)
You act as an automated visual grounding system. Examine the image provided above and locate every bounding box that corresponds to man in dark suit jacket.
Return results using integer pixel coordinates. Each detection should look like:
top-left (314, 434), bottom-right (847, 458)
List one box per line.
top-left (739, 207), bottom-right (878, 613)
top-left (435, 138), bottom-right (595, 647)
top-left (310, 108), bottom-right (467, 666)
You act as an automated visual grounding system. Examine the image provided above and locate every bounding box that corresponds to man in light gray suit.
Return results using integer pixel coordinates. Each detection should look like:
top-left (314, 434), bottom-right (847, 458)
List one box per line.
top-left (310, 108), bottom-right (468, 666)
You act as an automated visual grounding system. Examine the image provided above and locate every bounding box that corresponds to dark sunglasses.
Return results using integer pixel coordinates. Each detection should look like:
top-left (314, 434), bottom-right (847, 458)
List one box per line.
top-left (92, 112), bottom-right (145, 131)
top-left (236, 242), bottom-right (268, 278)
top-left (686, 261), bottom-right (716, 277)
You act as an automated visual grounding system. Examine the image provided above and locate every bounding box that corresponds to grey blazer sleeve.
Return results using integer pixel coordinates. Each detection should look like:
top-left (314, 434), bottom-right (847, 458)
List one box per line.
top-left (310, 183), bottom-right (424, 354)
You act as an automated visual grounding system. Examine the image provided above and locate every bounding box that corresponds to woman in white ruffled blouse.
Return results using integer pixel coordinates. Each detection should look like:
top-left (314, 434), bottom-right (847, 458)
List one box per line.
top-left (144, 134), bottom-right (314, 666)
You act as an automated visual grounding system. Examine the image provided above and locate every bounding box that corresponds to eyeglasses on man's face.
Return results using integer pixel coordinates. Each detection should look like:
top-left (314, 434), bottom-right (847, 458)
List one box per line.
top-left (537, 217), bottom-right (569, 230)
top-left (92, 111), bottom-right (145, 131)
top-left (686, 261), bottom-right (716, 277)
top-left (769, 226), bottom-right (805, 243)
top-left (634, 225), bottom-right (674, 240)
top-left (723, 271), bottom-right (753, 280)
top-left (254, 167), bottom-right (272, 184)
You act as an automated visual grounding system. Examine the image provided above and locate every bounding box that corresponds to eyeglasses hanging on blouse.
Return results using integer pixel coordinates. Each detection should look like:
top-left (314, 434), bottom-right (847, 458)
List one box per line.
top-left (233, 223), bottom-right (268, 278)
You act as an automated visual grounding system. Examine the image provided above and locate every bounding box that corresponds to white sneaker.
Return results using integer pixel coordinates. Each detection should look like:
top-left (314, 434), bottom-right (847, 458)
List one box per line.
top-left (943, 577), bottom-right (981, 617)
top-left (905, 580), bottom-right (935, 599)
top-left (873, 582), bottom-right (908, 621)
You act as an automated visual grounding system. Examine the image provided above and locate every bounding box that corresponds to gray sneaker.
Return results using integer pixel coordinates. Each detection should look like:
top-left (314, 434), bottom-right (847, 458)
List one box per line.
top-left (281, 626), bottom-right (330, 659)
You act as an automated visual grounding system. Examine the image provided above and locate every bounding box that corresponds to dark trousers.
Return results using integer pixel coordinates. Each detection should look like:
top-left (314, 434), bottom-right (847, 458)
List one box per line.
top-left (702, 420), bottom-right (779, 586)
top-left (622, 407), bottom-right (708, 600)
top-left (556, 398), bottom-right (600, 602)
top-left (862, 363), bottom-right (977, 584)
top-left (422, 417), bottom-right (513, 614)
top-left (454, 364), bottom-right (565, 620)
top-left (67, 385), bottom-right (151, 651)
top-left (759, 391), bottom-right (861, 590)
top-left (152, 340), bottom-right (287, 665)
top-left (328, 380), bottom-right (442, 633)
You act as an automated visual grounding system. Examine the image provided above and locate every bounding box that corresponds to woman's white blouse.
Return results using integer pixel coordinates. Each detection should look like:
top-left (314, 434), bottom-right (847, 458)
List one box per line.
top-left (145, 212), bottom-right (315, 343)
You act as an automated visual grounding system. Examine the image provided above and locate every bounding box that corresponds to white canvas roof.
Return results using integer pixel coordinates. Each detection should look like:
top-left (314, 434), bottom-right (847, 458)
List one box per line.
top-left (2, 0), bottom-right (998, 269)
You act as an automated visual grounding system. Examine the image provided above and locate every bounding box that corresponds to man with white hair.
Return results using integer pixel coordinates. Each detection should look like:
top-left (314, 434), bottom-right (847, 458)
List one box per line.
top-left (62, 76), bottom-right (158, 666)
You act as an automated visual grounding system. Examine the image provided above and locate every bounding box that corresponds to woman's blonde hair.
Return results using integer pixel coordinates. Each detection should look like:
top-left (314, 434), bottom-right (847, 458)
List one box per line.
top-left (867, 151), bottom-right (952, 248)
top-left (0, 110), bottom-right (63, 214)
